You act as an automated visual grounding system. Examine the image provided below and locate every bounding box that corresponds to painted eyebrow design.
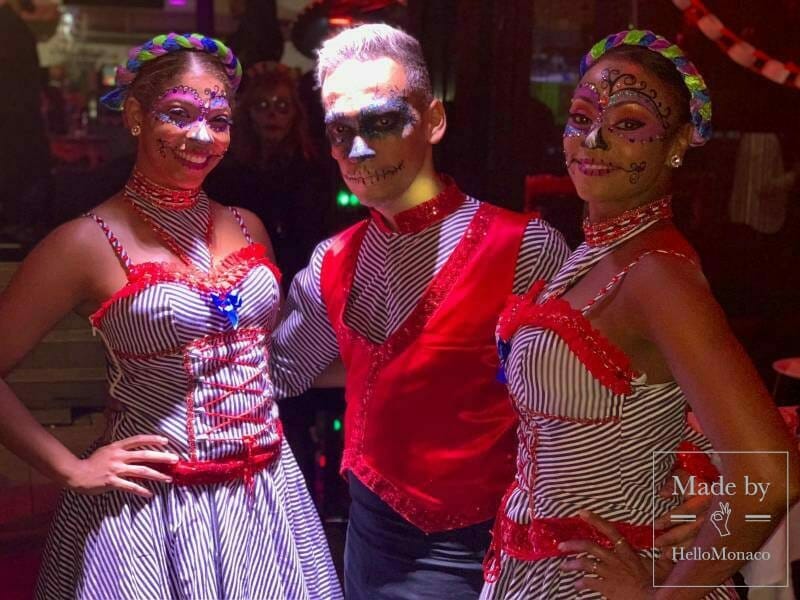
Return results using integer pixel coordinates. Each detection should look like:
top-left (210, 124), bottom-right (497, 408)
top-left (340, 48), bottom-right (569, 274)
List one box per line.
top-left (607, 89), bottom-right (666, 122)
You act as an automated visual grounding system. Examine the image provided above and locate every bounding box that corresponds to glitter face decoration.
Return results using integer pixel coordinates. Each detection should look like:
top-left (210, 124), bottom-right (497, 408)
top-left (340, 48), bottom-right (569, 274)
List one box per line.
top-left (321, 56), bottom-right (432, 209)
top-left (564, 68), bottom-right (671, 148)
top-left (563, 56), bottom-right (684, 205)
top-left (151, 85), bottom-right (232, 136)
top-left (135, 70), bottom-right (233, 189)
top-left (150, 84), bottom-right (231, 167)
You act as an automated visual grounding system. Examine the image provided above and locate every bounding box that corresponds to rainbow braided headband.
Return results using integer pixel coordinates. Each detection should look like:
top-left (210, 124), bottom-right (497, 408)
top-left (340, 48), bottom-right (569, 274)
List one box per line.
top-left (580, 29), bottom-right (711, 147)
top-left (100, 32), bottom-right (243, 111)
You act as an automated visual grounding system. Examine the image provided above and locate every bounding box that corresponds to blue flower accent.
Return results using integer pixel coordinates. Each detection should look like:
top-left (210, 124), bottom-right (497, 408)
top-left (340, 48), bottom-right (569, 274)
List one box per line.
top-left (496, 339), bottom-right (511, 384)
top-left (210, 289), bottom-right (242, 329)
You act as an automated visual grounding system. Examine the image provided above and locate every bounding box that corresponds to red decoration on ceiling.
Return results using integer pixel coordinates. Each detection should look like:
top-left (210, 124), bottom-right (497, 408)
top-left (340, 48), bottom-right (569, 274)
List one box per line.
top-left (672, 0), bottom-right (800, 89)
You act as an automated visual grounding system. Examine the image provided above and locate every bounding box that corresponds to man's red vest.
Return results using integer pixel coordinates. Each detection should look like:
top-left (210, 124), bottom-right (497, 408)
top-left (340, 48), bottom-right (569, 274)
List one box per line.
top-left (320, 202), bottom-right (532, 533)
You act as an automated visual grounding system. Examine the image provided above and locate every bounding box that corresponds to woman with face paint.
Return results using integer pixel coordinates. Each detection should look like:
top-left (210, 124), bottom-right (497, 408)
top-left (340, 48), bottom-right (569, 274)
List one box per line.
top-left (0, 33), bottom-right (341, 599)
top-left (481, 31), bottom-right (798, 599)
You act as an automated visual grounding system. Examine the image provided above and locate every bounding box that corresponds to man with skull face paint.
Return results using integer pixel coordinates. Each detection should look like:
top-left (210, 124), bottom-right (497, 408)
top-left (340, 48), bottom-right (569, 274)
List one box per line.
top-left (269, 23), bottom-right (571, 598)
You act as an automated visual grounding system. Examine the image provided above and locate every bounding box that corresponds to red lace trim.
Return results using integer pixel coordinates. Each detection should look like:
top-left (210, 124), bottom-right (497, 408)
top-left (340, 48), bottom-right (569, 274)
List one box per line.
top-left (675, 441), bottom-right (720, 482)
top-left (90, 243), bottom-right (281, 327)
top-left (483, 483), bottom-right (659, 582)
top-left (496, 280), bottom-right (547, 341)
top-left (369, 174), bottom-right (465, 234)
top-left (497, 288), bottom-right (638, 396)
top-left (337, 205), bottom-right (496, 530)
top-left (343, 455), bottom-right (493, 534)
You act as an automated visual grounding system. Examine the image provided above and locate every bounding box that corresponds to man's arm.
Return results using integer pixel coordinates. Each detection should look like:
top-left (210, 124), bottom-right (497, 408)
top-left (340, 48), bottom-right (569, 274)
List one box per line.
top-left (270, 239), bottom-right (342, 398)
top-left (513, 218), bottom-right (571, 293)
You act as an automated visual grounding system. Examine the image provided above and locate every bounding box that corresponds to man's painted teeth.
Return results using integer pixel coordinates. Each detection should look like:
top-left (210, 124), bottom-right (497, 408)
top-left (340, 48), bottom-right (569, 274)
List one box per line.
top-left (346, 161), bottom-right (404, 186)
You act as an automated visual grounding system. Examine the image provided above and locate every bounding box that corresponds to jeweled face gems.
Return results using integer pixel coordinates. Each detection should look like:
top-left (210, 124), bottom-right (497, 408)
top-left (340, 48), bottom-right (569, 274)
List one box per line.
top-left (135, 70), bottom-right (233, 189)
top-left (564, 68), bottom-right (670, 148)
top-left (149, 85), bottom-right (231, 170)
top-left (151, 85), bottom-right (233, 137)
top-left (563, 56), bottom-right (685, 205)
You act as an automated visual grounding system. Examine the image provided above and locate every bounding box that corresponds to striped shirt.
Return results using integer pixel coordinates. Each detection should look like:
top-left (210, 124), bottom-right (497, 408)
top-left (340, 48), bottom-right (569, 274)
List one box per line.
top-left (270, 195), bottom-right (571, 397)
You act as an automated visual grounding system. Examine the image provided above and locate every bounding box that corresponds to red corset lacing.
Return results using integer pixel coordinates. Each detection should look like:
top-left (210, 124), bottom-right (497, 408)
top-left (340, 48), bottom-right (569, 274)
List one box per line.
top-left (482, 482), bottom-right (660, 583)
top-left (141, 328), bottom-right (283, 503)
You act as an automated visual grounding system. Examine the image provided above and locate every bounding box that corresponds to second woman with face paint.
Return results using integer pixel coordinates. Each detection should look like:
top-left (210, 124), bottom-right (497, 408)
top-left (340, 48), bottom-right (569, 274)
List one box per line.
top-left (0, 33), bottom-right (341, 599)
top-left (481, 30), bottom-right (798, 599)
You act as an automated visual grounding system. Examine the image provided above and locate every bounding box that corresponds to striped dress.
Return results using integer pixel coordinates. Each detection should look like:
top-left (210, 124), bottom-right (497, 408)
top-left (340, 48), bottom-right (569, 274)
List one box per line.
top-left (481, 219), bottom-right (735, 599)
top-left (36, 192), bottom-right (342, 600)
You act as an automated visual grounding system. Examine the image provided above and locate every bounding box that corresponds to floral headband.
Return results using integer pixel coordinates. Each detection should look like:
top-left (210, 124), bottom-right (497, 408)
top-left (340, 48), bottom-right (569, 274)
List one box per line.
top-left (100, 32), bottom-right (242, 111)
top-left (580, 29), bottom-right (712, 146)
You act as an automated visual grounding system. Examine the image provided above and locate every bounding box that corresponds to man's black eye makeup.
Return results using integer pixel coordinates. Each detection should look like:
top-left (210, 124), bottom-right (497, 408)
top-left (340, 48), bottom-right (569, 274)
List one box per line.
top-left (325, 122), bottom-right (354, 146)
top-left (359, 111), bottom-right (406, 137)
top-left (324, 96), bottom-right (417, 147)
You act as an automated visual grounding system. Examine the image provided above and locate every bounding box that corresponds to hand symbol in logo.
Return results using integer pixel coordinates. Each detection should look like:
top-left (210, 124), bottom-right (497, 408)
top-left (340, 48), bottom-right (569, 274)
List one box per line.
top-left (710, 501), bottom-right (732, 537)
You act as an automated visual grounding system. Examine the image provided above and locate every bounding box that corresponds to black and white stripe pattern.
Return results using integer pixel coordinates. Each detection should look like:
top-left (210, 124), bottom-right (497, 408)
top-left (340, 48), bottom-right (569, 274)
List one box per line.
top-left (127, 190), bottom-right (213, 270)
top-left (481, 232), bottom-right (735, 600)
top-left (270, 196), bottom-right (570, 397)
top-left (37, 207), bottom-right (342, 599)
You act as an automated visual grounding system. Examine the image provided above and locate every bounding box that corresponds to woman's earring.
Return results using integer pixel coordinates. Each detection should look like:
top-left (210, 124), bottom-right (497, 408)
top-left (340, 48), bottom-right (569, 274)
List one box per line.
top-left (131, 124), bottom-right (142, 136)
top-left (669, 154), bottom-right (683, 168)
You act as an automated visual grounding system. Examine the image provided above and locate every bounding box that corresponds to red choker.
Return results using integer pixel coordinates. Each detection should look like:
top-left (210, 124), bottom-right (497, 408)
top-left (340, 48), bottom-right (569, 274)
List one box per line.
top-left (582, 196), bottom-right (672, 247)
top-left (124, 169), bottom-right (201, 210)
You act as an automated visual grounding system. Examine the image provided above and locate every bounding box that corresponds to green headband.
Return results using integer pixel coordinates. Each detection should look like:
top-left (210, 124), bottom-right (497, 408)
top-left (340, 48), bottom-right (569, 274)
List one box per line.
top-left (101, 32), bottom-right (242, 111)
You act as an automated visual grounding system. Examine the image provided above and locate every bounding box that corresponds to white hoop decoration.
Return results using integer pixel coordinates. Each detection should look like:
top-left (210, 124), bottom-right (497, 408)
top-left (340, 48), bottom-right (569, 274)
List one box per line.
top-left (672, 0), bottom-right (800, 90)
top-left (727, 42), bottom-right (758, 68)
top-left (695, 14), bottom-right (724, 40)
top-left (762, 60), bottom-right (791, 84)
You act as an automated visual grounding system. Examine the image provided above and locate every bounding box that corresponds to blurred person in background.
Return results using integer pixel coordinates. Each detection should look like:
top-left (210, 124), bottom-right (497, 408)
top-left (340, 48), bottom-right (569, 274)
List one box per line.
top-left (206, 61), bottom-right (335, 286)
top-left (0, 0), bottom-right (50, 246)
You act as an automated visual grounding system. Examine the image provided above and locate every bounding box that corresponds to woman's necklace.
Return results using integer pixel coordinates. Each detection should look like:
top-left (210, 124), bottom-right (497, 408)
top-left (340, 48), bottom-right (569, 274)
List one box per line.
top-left (582, 196), bottom-right (672, 247)
top-left (122, 170), bottom-right (213, 268)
